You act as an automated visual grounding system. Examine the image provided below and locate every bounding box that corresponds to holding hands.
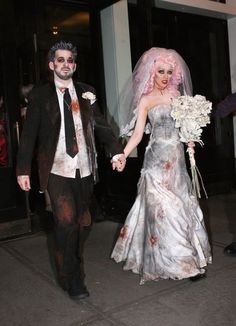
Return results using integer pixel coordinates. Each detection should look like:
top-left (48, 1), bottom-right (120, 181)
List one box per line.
top-left (111, 153), bottom-right (126, 172)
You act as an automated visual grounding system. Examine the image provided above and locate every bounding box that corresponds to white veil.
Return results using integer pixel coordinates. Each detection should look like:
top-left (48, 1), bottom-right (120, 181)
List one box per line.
top-left (119, 47), bottom-right (193, 137)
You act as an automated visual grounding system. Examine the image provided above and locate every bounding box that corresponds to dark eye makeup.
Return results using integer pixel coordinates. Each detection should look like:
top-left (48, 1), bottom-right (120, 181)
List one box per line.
top-left (157, 69), bottom-right (173, 75)
top-left (56, 57), bottom-right (74, 64)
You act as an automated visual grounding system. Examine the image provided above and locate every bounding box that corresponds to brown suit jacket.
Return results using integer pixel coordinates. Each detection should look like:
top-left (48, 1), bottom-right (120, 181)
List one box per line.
top-left (16, 80), bottom-right (123, 191)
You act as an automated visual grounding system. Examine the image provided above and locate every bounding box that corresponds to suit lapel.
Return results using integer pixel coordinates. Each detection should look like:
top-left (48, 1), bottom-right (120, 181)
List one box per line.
top-left (46, 82), bottom-right (61, 126)
top-left (74, 82), bottom-right (91, 128)
top-left (45, 81), bottom-right (91, 128)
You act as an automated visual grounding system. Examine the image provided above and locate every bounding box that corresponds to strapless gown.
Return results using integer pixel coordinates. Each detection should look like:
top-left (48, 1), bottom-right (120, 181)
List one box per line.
top-left (111, 104), bottom-right (212, 283)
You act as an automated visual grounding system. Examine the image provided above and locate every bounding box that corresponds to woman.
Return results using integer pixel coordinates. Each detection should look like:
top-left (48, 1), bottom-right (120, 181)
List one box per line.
top-left (111, 47), bottom-right (212, 284)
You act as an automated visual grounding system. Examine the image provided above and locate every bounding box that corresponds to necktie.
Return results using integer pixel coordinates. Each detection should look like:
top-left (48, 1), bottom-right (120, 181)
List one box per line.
top-left (63, 88), bottom-right (79, 157)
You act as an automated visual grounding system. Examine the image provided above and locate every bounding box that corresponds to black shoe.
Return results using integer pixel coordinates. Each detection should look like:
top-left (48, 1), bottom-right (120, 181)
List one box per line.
top-left (223, 242), bottom-right (236, 256)
top-left (68, 274), bottom-right (90, 300)
top-left (190, 273), bottom-right (206, 282)
top-left (68, 286), bottom-right (89, 300)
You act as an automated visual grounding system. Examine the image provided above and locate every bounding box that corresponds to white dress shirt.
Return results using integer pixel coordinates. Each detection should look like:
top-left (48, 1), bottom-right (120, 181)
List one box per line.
top-left (51, 81), bottom-right (91, 178)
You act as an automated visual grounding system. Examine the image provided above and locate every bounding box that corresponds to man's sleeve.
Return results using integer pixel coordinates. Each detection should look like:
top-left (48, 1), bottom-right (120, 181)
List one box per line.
top-left (214, 92), bottom-right (236, 118)
top-left (16, 91), bottom-right (40, 176)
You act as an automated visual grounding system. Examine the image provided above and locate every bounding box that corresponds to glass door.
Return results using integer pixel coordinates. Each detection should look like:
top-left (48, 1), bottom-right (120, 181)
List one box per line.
top-left (0, 46), bottom-right (31, 240)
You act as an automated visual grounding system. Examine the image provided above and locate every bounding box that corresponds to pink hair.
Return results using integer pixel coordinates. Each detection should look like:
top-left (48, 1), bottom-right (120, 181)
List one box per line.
top-left (119, 48), bottom-right (192, 136)
top-left (143, 52), bottom-right (182, 95)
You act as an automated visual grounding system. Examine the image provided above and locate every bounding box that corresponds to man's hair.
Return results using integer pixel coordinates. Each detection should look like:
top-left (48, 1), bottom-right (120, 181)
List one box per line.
top-left (48, 41), bottom-right (78, 62)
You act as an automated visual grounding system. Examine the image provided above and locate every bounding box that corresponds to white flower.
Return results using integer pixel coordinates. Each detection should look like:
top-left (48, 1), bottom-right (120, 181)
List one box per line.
top-left (82, 91), bottom-right (96, 104)
top-left (171, 94), bottom-right (212, 199)
top-left (171, 94), bottom-right (212, 145)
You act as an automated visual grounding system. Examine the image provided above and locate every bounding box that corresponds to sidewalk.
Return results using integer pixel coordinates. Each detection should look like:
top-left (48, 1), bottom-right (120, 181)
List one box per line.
top-left (0, 193), bottom-right (236, 326)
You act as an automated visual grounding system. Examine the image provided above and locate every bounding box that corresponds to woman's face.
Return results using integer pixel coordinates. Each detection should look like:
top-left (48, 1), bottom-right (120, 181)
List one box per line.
top-left (154, 63), bottom-right (173, 90)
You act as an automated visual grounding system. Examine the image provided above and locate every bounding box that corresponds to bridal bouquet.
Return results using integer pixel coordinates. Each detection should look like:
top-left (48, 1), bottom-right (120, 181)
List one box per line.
top-left (171, 94), bottom-right (212, 198)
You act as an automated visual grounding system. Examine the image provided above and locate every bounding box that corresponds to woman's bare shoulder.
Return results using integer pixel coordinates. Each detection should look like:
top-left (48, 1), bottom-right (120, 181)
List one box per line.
top-left (170, 89), bottom-right (180, 98)
top-left (139, 94), bottom-right (162, 111)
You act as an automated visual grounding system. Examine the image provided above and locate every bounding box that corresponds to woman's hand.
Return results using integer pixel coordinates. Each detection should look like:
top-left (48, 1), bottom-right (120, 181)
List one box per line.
top-left (111, 153), bottom-right (126, 172)
top-left (187, 141), bottom-right (195, 151)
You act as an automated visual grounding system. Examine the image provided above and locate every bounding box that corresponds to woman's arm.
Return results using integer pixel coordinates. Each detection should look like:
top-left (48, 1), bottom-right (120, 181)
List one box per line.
top-left (123, 99), bottom-right (149, 158)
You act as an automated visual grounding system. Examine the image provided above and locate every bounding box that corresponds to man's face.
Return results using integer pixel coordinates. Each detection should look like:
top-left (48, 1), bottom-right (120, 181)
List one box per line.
top-left (49, 49), bottom-right (76, 80)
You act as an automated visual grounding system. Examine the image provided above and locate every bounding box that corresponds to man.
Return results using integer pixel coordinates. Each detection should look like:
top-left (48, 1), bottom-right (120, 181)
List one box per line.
top-left (17, 41), bottom-right (125, 300)
top-left (214, 92), bottom-right (236, 256)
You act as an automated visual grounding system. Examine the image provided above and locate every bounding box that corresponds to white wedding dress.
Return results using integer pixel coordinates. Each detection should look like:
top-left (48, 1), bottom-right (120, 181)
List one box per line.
top-left (111, 104), bottom-right (212, 283)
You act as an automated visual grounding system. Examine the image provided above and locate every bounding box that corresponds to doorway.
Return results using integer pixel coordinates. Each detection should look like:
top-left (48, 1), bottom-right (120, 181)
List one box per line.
top-left (128, 4), bottom-right (234, 195)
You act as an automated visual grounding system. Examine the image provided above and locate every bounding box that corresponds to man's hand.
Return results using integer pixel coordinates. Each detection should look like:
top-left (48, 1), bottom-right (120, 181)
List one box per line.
top-left (17, 175), bottom-right (31, 191)
top-left (111, 153), bottom-right (126, 172)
